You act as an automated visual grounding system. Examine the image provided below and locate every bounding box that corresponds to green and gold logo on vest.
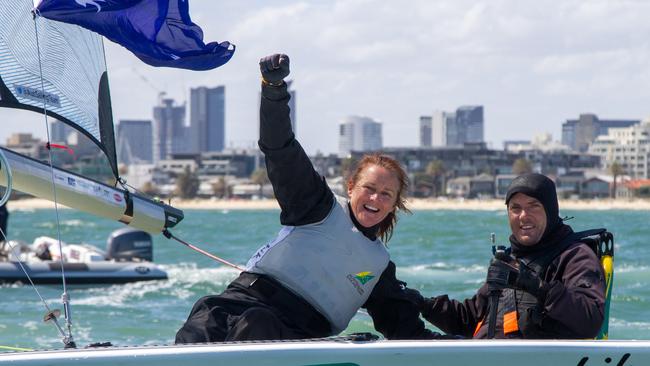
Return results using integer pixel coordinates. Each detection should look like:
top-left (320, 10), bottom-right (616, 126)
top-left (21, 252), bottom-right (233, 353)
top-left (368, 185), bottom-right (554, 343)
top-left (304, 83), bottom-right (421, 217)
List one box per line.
top-left (354, 271), bottom-right (375, 285)
top-left (347, 271), bottom-right (375, 295)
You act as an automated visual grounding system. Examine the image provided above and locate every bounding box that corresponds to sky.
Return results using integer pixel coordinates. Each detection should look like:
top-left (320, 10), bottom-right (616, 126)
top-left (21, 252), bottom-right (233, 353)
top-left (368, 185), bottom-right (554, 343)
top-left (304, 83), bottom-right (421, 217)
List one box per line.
top-left (5, 0), bottom-right (650, 155)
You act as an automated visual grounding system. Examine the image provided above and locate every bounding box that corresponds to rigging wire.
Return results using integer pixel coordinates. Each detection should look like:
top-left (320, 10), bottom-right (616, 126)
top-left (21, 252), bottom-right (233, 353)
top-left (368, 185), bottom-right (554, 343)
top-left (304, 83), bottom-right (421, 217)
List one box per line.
top-left (32, 12), bottom-right (75, 349)
top-left (0, 231), bottom-right (70, 342)
top-left (163, 229), bottom-right (245, 272)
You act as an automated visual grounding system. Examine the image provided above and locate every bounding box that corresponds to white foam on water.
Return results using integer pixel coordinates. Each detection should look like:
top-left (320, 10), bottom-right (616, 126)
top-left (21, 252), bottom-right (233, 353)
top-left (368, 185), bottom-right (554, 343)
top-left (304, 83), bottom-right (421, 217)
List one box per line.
top-left (22, 320), bottom-right (39, 331)
top-left (457, 264), bottom-right (487, 273)
top-left (617, 264), bottom-right (649, 273)
top-left (35, 219), bottom-right (96, 229)
top-left (61, 219), bottom-right (95, 227)
top-left (163, 262), bottom-right (242, 283)
top-left (400, 262), bottom-right (486, 274)
top-left (13, 208), bottom-right (36, 213)
top-left (70, 263), bottom-right (242, 307)
top-left (609, 318), bottom-right (650, 330)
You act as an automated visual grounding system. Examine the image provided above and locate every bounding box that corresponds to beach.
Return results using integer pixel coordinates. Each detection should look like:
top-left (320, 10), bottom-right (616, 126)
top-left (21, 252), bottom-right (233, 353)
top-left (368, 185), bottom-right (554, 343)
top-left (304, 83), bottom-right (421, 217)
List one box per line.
top-left (6, 197), bottom-right (650, 211)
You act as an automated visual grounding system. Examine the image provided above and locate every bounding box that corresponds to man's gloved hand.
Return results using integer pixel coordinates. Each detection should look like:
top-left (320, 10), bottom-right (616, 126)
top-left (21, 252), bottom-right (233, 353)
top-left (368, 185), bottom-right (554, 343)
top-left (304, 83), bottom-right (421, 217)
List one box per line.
top-left (514, 260), bottom-right (547, 299)
top-left (259, 54), bottom-right (290, 86)
top-left (486, 258), bottom-right (547, 299)
top-left (486, 258), bottom-right (518, 289)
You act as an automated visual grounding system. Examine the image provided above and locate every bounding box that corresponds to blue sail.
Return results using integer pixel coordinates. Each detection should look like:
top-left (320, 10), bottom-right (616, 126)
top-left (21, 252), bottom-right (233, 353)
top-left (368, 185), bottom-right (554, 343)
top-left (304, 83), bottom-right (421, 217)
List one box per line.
top-left (36, 0), bottom-right (235, 71)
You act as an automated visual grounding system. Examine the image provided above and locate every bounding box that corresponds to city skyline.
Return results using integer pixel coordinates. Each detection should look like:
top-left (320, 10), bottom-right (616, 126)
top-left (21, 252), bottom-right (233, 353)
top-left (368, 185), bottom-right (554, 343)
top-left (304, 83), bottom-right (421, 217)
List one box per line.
top-left (2, 1), bottom-right (650, 155)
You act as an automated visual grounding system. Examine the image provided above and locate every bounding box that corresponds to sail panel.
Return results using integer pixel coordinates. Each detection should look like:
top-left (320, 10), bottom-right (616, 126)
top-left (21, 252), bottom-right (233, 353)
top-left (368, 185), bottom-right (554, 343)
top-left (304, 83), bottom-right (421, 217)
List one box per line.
top-left (0, 0), bottom-right (117, 177)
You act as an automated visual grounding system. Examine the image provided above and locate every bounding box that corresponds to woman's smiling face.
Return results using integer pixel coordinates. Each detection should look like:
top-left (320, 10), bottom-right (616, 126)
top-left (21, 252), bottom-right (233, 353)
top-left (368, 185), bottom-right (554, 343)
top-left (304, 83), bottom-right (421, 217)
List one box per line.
top-left (347, 164), bottom-right (400, 228)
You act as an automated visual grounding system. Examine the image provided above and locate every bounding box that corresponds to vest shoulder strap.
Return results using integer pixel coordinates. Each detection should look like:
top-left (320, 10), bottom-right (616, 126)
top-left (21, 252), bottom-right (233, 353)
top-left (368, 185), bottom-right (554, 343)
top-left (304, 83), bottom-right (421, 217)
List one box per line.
top-left (525, 228), bottom-right (610, 276)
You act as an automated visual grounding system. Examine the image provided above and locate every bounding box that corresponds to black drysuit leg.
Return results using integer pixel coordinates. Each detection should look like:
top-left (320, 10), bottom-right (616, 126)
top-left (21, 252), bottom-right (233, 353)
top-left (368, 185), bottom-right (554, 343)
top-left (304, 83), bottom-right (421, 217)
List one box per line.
top-left (175, 293), bottom-right (309, 343)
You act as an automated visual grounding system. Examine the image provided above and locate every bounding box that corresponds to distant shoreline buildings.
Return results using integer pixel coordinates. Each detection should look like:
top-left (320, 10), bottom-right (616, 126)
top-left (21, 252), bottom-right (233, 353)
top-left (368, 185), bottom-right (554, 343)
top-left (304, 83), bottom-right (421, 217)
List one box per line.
top-left (5, 84), bottom-right (650, 200)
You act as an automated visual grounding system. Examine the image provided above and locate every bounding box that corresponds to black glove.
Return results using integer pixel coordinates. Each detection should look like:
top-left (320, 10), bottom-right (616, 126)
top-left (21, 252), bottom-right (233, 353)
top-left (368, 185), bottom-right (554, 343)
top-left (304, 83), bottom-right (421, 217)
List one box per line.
top-left (259, 54), bottom-right (290, 86)
top-left (487, 259), bottom-right (547, 299)
top-left (486, 258), bottom-right (517, 289)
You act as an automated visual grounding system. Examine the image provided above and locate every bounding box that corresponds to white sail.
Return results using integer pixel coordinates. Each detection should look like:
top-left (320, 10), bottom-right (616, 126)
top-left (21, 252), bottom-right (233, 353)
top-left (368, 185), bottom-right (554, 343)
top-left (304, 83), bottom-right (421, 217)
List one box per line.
top-left (0, 0), bottom-right (183, 233)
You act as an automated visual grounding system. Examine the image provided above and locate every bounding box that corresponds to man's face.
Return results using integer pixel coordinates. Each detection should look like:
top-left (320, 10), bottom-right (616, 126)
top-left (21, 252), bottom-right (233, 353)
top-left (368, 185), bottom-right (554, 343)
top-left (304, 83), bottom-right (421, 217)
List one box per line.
top-left (507, 193), bottom-right (547, 246)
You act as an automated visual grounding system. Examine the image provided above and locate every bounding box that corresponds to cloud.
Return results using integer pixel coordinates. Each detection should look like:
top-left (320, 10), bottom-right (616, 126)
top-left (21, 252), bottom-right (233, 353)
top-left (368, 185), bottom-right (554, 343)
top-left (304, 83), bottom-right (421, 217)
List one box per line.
top-left (90, 1), bottom-right (650, 154)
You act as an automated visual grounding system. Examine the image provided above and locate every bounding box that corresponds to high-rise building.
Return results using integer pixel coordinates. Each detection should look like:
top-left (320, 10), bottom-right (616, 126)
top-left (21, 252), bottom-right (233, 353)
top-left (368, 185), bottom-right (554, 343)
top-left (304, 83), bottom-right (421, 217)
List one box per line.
top-left (589, 118), bottom-right (650, 179)
top-left (117, 119), bottom-right (153, 164)
top-left (153, 97), bottom-right (187, 162)
top-left (338, 116), bottom-right (382, 157)
top-left (419, 116), bottom-right (432, 147)
top-left (562, 113), bottom-right (639, 152)
top-left (190, 86), bottom-right (225, 153)
top-left (49, 120), bottom-right (72, 143)
top-left (432, 111), bottom-right (456, 147)
top-left (451, 105), bottom-right (484, 146)
top-left (423, 106), bottom-right (484, 147)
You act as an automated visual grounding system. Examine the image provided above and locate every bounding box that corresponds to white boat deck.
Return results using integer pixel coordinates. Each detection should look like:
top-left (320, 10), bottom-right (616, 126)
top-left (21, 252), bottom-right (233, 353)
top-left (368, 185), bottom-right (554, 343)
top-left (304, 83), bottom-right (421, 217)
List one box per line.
top-left (1, 339), bottom-right (646, 366)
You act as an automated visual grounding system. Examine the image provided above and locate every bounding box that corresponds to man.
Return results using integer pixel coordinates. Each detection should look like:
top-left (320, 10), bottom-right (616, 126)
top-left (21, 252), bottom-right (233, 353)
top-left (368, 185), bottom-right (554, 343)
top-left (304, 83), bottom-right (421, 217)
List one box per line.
top-left (418, 173), bottom-right (606, 339)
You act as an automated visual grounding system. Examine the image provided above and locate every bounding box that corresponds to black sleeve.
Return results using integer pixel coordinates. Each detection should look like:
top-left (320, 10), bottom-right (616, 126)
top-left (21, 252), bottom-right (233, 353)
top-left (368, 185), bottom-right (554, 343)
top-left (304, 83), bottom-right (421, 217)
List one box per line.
top-left (420, 284), bottom-right (488, 338)
top-left (258, 83), bottom-right (334, 226)
top-left (541, 243), bottom-right (606, 338)
top-left (363, 261), bottom-right (444, 340)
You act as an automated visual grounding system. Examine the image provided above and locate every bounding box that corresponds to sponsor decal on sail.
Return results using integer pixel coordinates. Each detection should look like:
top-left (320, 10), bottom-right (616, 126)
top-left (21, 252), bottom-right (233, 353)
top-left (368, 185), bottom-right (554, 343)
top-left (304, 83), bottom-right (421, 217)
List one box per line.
top-left (13, 84), bottom-right (61, 108)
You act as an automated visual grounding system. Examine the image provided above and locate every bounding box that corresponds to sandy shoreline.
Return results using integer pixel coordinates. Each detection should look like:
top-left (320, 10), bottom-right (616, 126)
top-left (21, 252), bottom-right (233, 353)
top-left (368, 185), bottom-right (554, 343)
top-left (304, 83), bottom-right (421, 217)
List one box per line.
top-left (5, 197), bottom-right (650, 211)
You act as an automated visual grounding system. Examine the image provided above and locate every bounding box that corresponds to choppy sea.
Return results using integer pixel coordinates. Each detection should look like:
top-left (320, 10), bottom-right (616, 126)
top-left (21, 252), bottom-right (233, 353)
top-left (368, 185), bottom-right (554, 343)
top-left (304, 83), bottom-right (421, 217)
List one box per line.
top-left (1, 207), bottom-right (648, 349)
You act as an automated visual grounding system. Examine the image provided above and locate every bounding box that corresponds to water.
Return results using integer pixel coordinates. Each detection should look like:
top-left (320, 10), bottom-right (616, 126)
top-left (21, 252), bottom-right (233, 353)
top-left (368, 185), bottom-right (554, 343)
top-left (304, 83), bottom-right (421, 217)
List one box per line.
top-left (1, 207), bottom-right (649, 349)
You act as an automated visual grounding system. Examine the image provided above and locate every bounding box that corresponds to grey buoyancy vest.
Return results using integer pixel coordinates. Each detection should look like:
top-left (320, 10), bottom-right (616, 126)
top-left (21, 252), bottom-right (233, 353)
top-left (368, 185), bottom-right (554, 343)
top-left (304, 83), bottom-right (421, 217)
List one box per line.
top-left (246, 196), bottom-right (390, 334)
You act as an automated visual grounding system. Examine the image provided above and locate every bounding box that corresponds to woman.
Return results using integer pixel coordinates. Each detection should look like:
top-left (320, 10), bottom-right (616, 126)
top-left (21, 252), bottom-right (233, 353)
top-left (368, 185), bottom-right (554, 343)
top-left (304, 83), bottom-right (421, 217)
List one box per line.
top-left (175, 54), bottom-right (440, 343)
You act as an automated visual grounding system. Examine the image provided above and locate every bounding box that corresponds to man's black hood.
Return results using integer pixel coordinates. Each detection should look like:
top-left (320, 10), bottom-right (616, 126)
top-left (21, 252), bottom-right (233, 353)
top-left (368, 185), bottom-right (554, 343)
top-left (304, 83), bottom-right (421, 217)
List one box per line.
top-left (505, 173), bottom-right (561, 243)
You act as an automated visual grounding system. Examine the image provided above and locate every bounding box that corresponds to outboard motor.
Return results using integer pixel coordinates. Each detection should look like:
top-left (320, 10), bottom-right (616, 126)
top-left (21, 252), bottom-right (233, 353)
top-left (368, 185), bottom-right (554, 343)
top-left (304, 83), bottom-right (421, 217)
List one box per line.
top-left (106, 227), bottom-right (154, 262)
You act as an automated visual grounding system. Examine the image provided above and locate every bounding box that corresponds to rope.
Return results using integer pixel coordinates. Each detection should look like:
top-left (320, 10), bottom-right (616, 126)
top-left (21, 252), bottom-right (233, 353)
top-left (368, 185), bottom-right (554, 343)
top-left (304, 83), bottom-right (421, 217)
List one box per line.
top-left (163, 230), bottom-right (245, 272)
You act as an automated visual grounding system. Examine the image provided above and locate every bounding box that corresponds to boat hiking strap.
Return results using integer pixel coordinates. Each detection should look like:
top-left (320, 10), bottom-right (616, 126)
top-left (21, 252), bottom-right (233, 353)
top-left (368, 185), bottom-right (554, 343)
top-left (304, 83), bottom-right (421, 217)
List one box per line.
top-left (163, 229), bottom-right (245, 271)
top-left (0, 345), bottom-right (34, 352)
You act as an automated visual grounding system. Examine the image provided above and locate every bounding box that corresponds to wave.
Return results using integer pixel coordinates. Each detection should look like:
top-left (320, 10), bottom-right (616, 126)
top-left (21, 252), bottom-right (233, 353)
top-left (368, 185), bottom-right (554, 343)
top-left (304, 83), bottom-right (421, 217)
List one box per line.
top-left (69, 263), bottom-right (241, 308)
top-left (399, 262), bottom-right (486, 274)
top-left (609, 318), bottom-right (650, 330)
top-left (616, 264), bottom-right (650, 273)
top-left (36, 219), bottom-right (97, 229)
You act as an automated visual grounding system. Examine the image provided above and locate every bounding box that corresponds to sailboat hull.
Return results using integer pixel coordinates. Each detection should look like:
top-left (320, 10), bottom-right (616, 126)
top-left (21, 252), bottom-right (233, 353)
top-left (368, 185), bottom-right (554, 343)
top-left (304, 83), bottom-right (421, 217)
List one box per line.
top-left (0, 339), bottom-right (646, 365)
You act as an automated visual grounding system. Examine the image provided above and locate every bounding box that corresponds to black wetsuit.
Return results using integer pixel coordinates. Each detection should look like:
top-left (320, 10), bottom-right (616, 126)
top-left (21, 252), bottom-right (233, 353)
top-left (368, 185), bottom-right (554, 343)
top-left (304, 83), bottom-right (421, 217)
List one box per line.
top-left (175, 82), bottom-right (439, 343)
